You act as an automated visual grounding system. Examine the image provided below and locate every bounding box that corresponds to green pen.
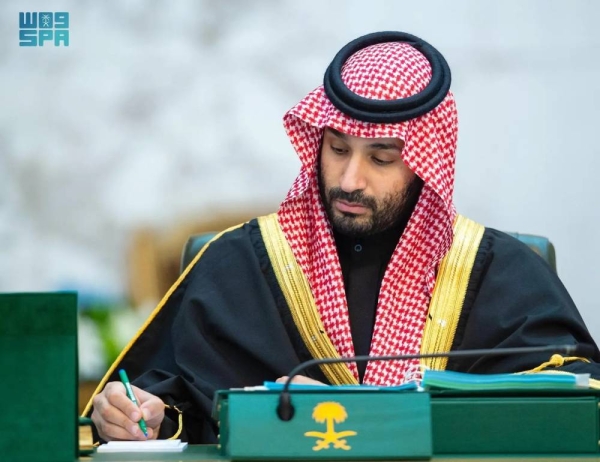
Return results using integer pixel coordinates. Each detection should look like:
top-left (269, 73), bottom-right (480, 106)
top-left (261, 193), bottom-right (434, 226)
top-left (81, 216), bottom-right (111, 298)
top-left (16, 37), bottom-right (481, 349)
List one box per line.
top-left (118, 369), bottom-right (149, 438)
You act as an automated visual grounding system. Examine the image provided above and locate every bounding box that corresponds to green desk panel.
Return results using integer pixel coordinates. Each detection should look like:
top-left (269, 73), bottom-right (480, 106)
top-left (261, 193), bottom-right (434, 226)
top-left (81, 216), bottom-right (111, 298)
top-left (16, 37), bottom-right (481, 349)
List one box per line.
top-left (0, 292), bottom-right (78, 462)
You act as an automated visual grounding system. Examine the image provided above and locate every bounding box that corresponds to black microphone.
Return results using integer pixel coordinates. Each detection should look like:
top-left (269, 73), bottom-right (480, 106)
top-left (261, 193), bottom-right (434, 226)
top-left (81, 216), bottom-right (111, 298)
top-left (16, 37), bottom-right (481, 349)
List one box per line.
top-left (276, 344), bottom-right (588, 421)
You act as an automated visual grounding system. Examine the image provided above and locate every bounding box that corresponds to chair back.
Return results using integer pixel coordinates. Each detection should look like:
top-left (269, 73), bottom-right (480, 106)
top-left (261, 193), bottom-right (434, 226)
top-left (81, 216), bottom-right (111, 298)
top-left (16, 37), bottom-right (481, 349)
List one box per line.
top-left (504, 232), bottom-right (556, 271)
top-left (180, 232), bottom-right (217, 273)
top-left (181, 231), bottom-right (557, 273)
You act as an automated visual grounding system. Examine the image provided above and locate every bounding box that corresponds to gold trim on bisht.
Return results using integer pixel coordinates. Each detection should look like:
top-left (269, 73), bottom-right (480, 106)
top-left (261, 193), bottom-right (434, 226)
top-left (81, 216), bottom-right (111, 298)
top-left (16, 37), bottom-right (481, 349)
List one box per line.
top-left (258, 213), bottom-right (358, 385)
top-left (420, 214), bottom-right (485, 370)
top-left (165, 404), bottom-right (183, 440)
top-left (521, 354), bottom-right (600, 389)
top-left (82, 223), bottom-right (246, 418)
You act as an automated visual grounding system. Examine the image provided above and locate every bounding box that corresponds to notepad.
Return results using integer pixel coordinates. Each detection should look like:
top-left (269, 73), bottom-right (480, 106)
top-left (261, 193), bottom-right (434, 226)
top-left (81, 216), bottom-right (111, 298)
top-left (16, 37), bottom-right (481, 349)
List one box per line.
top-left (421, 369), bottom-right (589, 390)
top-left (96, 439), bottom-right (188, 453)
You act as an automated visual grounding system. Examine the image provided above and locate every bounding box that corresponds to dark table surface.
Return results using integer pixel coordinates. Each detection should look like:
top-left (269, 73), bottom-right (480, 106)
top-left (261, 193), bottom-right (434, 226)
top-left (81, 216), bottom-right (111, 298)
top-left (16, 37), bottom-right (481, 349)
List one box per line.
top-left (83, 444), bottom-right (600, 462)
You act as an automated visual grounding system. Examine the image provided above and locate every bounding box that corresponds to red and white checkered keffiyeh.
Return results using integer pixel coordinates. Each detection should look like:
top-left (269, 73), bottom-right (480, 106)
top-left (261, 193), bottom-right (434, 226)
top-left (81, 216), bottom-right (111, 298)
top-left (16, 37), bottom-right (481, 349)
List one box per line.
top-left (279, 42), bottom-right (458, 385)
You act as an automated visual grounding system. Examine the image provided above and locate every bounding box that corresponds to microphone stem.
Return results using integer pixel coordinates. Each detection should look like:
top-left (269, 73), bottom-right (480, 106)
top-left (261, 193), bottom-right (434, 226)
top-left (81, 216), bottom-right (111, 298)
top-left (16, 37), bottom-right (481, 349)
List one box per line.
top-left (282, 344), bottom-right (575, 394)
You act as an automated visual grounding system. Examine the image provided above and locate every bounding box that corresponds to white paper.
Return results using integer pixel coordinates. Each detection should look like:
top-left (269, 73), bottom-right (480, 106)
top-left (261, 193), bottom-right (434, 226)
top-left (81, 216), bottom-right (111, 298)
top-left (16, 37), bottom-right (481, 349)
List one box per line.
top-left (96, 439), bottom-right (188, 453)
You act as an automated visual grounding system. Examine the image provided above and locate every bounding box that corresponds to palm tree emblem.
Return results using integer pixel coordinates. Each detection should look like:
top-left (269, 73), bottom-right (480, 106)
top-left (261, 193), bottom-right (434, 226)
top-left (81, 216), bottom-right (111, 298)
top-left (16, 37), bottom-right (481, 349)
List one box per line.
top-left (41, 14), bottom-right (52, 28)
top-left (304, 401), bottom-right (357, 451)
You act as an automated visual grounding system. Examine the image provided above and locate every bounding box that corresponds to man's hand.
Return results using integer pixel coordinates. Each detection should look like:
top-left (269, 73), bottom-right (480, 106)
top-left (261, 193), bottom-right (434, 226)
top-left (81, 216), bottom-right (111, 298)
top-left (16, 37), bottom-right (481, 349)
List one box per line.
top-left (91, 381), bottom-right (165, 441)
top-left (275, 375), bottom-right (326, 385)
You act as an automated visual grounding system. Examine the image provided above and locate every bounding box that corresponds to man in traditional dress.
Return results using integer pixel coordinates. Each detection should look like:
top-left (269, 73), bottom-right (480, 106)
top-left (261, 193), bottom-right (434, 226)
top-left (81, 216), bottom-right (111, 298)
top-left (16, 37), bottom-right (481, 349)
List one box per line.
top-left (86, 31), bottom-right (600, 443)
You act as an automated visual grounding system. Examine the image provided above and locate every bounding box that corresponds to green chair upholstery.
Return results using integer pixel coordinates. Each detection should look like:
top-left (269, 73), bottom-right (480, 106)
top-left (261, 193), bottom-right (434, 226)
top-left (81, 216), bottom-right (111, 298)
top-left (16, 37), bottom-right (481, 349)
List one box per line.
top-left (504, 232), bottom-right (556, 271)
top-left (181, 231), bottom-right (557, 273)
top-left (180, 232), bottom-right (218, 273)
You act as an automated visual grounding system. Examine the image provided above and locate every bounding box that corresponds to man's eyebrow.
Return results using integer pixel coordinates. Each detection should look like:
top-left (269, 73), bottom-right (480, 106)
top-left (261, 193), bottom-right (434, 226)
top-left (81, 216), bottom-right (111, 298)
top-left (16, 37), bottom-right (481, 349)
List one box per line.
top-left (367, 142), bottom-right (402, 152)
top-left (327, 128), bottom-right (347, 139)
top-left (326, 128), bottom-right (402, 151)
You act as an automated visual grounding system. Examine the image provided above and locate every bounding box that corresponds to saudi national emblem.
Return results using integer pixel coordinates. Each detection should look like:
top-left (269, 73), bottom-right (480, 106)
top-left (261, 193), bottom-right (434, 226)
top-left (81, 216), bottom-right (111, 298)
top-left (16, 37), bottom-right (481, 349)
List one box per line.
top-left (304, 402), bottom-right (357, 451)
top-left (41, 14), bottom-right (51, 28)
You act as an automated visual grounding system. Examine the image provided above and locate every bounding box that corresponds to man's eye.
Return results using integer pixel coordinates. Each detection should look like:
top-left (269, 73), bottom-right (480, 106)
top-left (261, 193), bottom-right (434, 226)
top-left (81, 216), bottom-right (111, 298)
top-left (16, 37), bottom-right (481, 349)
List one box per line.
top-left (372, 157), bottom-right (393, 166)
top-left (330, 145), bottom-right (347, 154)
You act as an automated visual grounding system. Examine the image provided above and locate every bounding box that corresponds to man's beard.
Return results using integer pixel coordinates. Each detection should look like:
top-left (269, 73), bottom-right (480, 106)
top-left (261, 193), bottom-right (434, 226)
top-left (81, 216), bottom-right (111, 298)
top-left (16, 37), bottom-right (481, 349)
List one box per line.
top-left (319, 169), bottom-right (424, 238)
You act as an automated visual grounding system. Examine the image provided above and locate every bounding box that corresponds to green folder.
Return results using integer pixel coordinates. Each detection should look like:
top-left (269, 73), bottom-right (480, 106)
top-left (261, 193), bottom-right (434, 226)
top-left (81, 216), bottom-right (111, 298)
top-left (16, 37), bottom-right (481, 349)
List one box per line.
top-left (215, 387), bottom-right (600, 459)
top-left (0, 292), bottom-right (78, 462)
top-left (215, 389), bottom-right (433, 460)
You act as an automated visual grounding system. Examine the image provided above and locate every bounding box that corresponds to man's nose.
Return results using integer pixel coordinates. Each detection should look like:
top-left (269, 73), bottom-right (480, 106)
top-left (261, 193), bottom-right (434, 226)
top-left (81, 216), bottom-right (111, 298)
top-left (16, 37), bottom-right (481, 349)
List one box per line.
top-left (339, 155), bottom-right (367, 193)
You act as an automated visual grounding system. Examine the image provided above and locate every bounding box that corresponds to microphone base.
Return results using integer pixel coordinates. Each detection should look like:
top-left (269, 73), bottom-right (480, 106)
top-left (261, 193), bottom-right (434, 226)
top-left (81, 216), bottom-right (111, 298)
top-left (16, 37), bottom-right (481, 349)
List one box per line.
top-left (276, 393), bottom-right (295, 421)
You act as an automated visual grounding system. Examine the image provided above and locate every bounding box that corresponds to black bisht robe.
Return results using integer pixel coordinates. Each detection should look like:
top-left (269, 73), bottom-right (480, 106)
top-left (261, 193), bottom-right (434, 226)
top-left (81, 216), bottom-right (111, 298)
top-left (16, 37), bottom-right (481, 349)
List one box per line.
top-left (90, 218), bottom-right (600, 443)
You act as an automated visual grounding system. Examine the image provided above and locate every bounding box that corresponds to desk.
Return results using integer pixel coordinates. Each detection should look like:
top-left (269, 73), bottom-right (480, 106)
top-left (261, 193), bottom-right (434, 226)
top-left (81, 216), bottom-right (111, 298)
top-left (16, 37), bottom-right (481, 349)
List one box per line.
top-left (86, 445), bottom-right (600, 461)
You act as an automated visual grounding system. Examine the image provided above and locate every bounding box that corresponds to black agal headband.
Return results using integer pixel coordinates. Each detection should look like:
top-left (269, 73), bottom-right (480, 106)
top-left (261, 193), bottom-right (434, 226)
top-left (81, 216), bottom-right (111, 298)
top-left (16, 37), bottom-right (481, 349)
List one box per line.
top-left (323, 31), bottom-right (451, 123)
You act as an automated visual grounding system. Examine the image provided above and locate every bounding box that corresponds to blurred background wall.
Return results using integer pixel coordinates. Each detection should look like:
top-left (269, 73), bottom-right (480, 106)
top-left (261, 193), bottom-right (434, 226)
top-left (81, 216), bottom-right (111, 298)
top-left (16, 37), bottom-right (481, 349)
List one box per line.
top-left (1, 0), bottom-right (599, 381)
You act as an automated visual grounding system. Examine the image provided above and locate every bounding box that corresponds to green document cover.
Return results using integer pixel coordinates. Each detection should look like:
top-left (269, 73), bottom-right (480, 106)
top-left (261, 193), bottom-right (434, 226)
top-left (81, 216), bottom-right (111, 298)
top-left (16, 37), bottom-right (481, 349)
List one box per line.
top-left (217, 390), bottom-right (432, 460)
top-left (0, 292), bottom-right (78, 462)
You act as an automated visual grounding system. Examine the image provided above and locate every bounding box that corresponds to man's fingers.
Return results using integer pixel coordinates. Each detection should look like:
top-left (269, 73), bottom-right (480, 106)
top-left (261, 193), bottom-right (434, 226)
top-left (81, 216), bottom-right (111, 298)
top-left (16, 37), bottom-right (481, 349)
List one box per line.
top-left (94, 393), bottom-right (139, 434)
top-left (133, 385), bottom-right (165, 428)
top-left (91, 404), bottom-right (145, 441)
top-left (91, 411), bottom-right (149, 441)
top-left (275, 375), bottom-right (326, 385)
top-left (92, 381), bottom-right (149, 441)
top-left (292, 375), bottom-right (326, 385)
top-left (132, 385), bottom-right (161, 404)
top-left (104, 383), bottom-right (142, 421)
top-left (91, 381), bottom-right (164, 441)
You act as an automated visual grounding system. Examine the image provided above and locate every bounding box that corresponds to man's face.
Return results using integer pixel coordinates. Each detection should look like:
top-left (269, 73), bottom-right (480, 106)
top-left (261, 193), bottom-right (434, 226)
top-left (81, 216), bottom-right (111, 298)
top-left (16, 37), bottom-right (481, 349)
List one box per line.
top-left (319, 128), bottom-right (422, 238)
